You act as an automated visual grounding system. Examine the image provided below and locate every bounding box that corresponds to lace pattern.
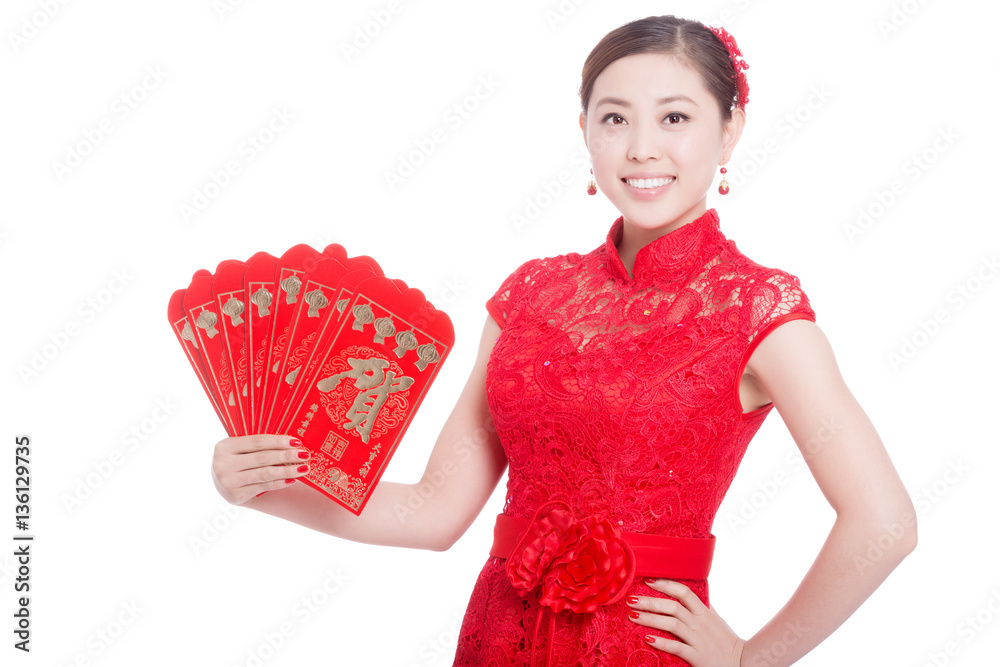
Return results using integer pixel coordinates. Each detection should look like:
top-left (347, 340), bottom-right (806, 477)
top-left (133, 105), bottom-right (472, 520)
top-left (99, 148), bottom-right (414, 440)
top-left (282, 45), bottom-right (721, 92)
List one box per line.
top-left (455, 209), bottom-right (815, 665)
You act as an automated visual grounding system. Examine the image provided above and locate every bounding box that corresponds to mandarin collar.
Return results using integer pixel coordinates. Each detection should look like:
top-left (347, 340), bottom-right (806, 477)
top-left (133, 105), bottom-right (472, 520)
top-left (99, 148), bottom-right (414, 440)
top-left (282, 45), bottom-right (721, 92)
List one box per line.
top-left (602, 208), bottom-right (724, 284)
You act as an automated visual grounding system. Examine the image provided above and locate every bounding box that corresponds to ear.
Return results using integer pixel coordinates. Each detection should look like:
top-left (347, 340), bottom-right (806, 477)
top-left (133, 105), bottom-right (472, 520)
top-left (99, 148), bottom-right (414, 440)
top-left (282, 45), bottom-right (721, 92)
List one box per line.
top-left (579, 112), bottom-right (588, 150)
top-left (722, 107), bottom-right (746, 161)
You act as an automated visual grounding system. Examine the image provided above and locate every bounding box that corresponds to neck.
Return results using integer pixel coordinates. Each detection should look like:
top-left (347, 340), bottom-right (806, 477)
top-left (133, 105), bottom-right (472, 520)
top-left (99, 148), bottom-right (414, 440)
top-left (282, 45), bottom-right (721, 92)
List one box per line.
top-left (616, 201), bottom-right (709, 278)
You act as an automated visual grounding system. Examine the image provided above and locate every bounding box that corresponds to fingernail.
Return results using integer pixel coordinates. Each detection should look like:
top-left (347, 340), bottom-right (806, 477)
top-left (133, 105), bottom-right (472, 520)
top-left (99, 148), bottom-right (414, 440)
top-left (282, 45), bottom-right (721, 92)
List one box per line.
top-left (284, 478), bottom-right (296, 485)
top-left (644, 635), bottom-right (656, 645)
top-left (255, 491), bottom-right (269, 497)
top-left (645, 577), bottom-right (658, 585)
top-left (297, 451), bottom-right (310, 459)
top-left (626, 596), bottom-right (639, 605)
top-left (289, 438), bottom-right (303, 447)
top-left (296, 465), bottom-right (309, 473)
top-left (628, 610), bottom-right (640, 619)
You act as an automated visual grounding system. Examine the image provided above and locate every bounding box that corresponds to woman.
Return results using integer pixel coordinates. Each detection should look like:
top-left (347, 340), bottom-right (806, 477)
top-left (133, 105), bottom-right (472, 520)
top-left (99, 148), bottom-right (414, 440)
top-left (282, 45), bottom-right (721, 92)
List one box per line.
top-left (211, 15), bottom-right (917, 666)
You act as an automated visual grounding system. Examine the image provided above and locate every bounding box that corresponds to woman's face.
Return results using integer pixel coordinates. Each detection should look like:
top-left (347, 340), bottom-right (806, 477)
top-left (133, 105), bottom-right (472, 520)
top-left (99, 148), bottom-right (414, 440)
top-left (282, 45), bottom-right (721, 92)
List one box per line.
top-left (580, 52), bottom-right (745, 234)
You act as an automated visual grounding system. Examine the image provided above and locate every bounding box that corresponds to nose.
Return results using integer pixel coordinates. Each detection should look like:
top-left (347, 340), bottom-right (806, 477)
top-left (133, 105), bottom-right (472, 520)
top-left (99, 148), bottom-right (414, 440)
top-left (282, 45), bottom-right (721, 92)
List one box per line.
top-left (626, 117), bottom-right (662, 162)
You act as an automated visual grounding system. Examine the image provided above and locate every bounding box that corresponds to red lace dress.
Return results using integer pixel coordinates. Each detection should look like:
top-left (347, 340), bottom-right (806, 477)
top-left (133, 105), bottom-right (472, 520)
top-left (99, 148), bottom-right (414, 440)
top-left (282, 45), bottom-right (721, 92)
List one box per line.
top-left (453, 208), bottom-right (816, 666)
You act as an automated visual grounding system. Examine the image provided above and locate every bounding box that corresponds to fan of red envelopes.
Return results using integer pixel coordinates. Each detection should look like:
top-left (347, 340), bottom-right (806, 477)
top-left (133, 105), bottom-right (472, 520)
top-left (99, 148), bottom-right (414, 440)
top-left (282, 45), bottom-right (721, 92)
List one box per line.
top-left (167, 243), bottom-right (454, 515)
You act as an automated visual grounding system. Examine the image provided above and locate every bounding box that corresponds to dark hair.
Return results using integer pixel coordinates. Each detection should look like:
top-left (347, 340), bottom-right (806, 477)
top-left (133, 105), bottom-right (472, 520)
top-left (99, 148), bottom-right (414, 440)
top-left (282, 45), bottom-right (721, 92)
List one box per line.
top-left (579, 15), bottom-right (740, 123)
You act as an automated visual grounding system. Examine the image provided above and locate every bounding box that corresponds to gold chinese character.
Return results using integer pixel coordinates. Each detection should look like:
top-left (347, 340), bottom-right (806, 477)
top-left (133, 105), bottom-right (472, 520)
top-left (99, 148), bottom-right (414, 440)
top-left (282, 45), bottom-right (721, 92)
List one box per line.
top-left (316, 357), bottom-right (414, 444)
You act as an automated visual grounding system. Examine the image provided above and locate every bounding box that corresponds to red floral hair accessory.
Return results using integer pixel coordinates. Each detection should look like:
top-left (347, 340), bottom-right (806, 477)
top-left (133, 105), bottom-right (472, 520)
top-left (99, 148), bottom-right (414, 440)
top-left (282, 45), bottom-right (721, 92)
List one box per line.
top-left (705, 24), bottom-right (749, 110)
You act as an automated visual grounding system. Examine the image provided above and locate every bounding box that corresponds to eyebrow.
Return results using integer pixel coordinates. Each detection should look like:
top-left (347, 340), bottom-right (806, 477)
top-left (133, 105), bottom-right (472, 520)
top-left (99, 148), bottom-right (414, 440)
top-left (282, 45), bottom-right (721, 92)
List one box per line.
top-left (595, 95), bottom-right (699, 108)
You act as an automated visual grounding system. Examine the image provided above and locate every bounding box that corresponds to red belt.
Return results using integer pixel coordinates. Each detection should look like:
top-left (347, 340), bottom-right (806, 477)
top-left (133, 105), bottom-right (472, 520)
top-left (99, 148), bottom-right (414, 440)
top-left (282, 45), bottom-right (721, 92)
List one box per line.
top-left (488, 502), bottom-right (715, 666)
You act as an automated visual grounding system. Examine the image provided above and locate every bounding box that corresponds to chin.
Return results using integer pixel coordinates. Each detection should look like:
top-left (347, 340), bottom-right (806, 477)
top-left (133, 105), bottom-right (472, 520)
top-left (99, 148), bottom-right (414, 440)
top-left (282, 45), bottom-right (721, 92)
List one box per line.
top-left (617, 200), bottom-right (701, 231)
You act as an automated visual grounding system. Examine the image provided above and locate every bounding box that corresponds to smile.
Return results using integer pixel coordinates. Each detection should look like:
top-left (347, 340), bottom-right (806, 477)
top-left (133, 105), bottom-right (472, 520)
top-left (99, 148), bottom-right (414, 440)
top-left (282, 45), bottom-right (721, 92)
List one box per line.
top-left (622, 177), bottom-right (675, 189)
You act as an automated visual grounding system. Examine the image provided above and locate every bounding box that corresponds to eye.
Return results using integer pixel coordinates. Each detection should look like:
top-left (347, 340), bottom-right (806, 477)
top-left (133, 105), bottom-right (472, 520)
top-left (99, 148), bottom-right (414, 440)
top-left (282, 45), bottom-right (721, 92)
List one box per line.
top-left (601, 112), bottom-right (626, 125)
top-left (665, 113), bottom-right (688, 124)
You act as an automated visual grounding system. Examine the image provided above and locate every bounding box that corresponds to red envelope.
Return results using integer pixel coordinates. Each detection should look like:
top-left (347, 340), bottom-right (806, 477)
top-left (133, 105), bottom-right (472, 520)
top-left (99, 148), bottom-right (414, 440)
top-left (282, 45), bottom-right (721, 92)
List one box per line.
top-left (258, 245), bottom-right (320, 433)
top-left (167, 274), bottom-right (233, 435)
top-left (168, 243), bottom-right (454, 515)
top-left (263, 253), bottom-right (351, 433)
top-left (268, 259), bottom-right (384, 433)
top-left (243, 252), bottom-right (279, 434)
top-left (183, 267), bottom-right (246, 435)
top-left (213, 259), bottom-right (250, 435)
top-left (284, 274), bottom-right (454, 514)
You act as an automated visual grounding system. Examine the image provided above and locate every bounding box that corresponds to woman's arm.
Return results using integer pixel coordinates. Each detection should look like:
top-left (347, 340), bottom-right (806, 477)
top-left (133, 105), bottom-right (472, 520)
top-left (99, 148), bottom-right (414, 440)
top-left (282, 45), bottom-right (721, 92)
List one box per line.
top-left (736, 319), bottom-right (918, 667)
top-left (211, 314), bottom-right (508, 552)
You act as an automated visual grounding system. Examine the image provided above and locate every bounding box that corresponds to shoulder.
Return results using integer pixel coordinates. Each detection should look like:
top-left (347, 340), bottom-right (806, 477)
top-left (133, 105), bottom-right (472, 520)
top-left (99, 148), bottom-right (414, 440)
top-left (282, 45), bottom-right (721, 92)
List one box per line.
top-left (715, 243), bottom-right (816, 334)
top-left (493, 246), bottom-right (596, 291)
top-left (486, 246), bottom-right (598, 327)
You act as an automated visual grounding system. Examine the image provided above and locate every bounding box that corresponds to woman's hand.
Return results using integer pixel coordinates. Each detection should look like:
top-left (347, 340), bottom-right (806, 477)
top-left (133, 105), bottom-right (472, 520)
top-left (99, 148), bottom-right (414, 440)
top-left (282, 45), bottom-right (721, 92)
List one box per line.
top-left (211, 434), bottom-right (311, 505)
top-left (627, 578), bottom-right (745, 667)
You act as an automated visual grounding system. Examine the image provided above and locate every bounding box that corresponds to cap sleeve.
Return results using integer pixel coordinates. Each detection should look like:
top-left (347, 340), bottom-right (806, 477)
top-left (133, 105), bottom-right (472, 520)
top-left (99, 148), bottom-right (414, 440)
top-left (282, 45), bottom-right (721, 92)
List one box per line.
top-left (486, 258), bottom-right (541, 328)
top-left (736, 269), bottom-right (817, 401)
top-left (747, 269), bottom-right (816, 342)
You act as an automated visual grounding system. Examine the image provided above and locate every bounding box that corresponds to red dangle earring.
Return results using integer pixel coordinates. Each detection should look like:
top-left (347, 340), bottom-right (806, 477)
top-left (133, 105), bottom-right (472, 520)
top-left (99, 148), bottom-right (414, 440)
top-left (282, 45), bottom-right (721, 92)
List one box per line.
top-left (587, 168), bottom-right (597, 195)
top-left (702, 22), bottom-right (750, 197)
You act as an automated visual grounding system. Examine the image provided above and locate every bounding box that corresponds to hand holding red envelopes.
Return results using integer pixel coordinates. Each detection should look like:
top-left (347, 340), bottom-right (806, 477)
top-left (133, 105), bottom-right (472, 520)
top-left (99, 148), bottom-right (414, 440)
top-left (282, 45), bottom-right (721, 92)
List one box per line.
top-left (167, 243), bottom-right (454, 515)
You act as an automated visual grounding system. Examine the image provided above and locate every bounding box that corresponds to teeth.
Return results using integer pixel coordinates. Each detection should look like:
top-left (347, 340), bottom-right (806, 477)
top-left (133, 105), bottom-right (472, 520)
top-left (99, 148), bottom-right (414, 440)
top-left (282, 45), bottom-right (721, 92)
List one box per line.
top-left (625, 177), bottom-right (675, 189)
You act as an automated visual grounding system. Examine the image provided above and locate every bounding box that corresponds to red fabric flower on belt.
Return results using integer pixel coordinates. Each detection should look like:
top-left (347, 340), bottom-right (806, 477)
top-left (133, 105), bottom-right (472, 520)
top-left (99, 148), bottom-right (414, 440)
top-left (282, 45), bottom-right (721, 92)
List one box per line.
top-left (505, 501), bottom-right (636, 614)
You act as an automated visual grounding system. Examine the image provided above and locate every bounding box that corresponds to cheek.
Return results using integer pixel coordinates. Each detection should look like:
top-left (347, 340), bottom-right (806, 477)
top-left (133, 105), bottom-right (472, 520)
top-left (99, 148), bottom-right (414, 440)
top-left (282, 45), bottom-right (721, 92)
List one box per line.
top-left (586, 127), bottom-right (619, 161)
top-left (674, 137), bottom-right (725, 184)
top-left (672, 133), bottom-right (715, 165)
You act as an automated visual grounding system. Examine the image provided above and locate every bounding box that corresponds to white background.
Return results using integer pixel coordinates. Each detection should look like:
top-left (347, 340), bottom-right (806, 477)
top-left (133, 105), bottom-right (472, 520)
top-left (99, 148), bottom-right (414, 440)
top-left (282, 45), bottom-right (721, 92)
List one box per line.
top-left (2, 0), bottom-right (997, 665)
